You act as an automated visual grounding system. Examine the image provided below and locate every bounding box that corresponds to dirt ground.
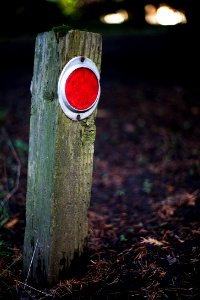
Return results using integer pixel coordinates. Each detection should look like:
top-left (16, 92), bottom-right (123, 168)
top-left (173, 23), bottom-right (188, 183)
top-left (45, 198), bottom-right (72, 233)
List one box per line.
top-left (0, 28), bottom-right (200, 299)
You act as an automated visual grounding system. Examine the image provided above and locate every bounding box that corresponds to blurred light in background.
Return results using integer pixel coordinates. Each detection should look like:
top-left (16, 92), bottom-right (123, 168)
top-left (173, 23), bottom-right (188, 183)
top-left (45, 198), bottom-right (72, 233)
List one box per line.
top-left (145, 4), bottom-right (187, 26)
top-left (56, 0), bottom-right (82, 17)
top-left (100, 9), bottom-right (128, 24)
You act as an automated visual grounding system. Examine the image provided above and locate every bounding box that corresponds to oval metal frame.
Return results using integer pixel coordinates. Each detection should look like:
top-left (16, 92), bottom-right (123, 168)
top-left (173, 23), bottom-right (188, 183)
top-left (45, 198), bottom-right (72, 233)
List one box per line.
top-left (58, 56), bottom-right (101, 121)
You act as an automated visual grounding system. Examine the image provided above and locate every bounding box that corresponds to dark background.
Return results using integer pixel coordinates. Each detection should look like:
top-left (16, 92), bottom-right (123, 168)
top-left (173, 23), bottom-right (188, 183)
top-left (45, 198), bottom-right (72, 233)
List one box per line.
top-left (0, 0), bottom-right (199, 87)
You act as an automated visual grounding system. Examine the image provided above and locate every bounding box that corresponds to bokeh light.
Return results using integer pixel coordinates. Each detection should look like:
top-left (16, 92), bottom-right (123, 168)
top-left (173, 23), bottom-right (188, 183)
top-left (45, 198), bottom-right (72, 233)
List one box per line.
top-left (145, 4), bottom-right (187, 26)
top-left (100, 9), bottom-right (128, 24)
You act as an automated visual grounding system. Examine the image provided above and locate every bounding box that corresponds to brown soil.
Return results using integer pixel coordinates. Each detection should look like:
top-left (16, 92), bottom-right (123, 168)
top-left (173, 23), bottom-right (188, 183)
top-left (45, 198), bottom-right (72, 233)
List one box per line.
top-left (0, 31), bottom-right (200, 299)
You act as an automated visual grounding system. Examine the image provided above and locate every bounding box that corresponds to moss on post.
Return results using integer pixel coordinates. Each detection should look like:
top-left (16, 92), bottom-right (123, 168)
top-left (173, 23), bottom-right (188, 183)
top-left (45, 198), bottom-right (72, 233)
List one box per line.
top-left (23, 29), bottom-right (102, 286)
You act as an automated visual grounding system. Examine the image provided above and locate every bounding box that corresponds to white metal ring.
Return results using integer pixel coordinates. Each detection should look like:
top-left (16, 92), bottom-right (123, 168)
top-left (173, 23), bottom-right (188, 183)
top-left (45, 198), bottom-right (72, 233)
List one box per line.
top-left (58, 56), bottom-right (101, 121)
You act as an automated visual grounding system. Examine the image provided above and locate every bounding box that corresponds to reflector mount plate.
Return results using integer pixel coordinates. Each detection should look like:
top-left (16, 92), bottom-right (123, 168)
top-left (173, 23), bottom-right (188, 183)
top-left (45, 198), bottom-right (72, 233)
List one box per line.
top-left (58, 56), bottom-right (100, 120)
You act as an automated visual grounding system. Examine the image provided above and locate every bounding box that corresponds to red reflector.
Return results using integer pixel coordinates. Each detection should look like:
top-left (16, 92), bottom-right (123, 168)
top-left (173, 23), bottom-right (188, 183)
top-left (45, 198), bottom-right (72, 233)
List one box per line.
top-left (65, 67), bottom-right (99, 111)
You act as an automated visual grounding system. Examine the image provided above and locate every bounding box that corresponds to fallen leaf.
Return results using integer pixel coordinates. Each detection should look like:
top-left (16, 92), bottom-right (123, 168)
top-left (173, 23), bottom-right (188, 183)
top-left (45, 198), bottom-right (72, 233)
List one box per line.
top-left (5, 218), bottom-right (18, 229)
top-left (141, 237), bottom-right (168, 247)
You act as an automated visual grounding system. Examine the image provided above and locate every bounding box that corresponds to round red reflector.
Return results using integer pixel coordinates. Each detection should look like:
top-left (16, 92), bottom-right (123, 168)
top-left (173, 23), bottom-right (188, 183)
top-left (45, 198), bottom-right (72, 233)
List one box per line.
top-left (65, 67), bottom-right (99, 111)
top-left (58, 56), bottom-right (101, 120)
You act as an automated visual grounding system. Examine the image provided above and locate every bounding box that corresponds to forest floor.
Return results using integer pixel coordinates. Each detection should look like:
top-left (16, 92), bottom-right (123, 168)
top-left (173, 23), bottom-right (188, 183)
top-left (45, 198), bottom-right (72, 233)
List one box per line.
top-left (0, 30), bottom-right (200, 299)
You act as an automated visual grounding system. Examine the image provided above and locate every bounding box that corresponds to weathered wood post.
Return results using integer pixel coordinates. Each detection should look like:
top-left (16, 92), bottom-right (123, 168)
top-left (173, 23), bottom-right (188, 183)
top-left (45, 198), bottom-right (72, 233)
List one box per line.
top-left (23, 28), bottom-right (102, 285)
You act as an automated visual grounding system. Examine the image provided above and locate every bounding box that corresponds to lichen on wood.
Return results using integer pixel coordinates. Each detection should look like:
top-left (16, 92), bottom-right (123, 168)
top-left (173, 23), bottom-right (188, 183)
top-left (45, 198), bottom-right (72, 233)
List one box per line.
top-left (52, 24), bottom-right (72, 39)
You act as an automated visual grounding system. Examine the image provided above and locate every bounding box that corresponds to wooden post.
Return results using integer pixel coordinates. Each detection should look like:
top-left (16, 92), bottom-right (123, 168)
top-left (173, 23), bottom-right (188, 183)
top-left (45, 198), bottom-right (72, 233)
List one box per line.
top-left (23, 28), bottom-right (102, 285)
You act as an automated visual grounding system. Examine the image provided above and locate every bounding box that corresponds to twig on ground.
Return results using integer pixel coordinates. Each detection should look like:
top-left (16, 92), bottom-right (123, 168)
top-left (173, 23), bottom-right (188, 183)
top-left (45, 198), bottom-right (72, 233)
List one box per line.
top-left (1, 128), bottom-right (21, 203)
